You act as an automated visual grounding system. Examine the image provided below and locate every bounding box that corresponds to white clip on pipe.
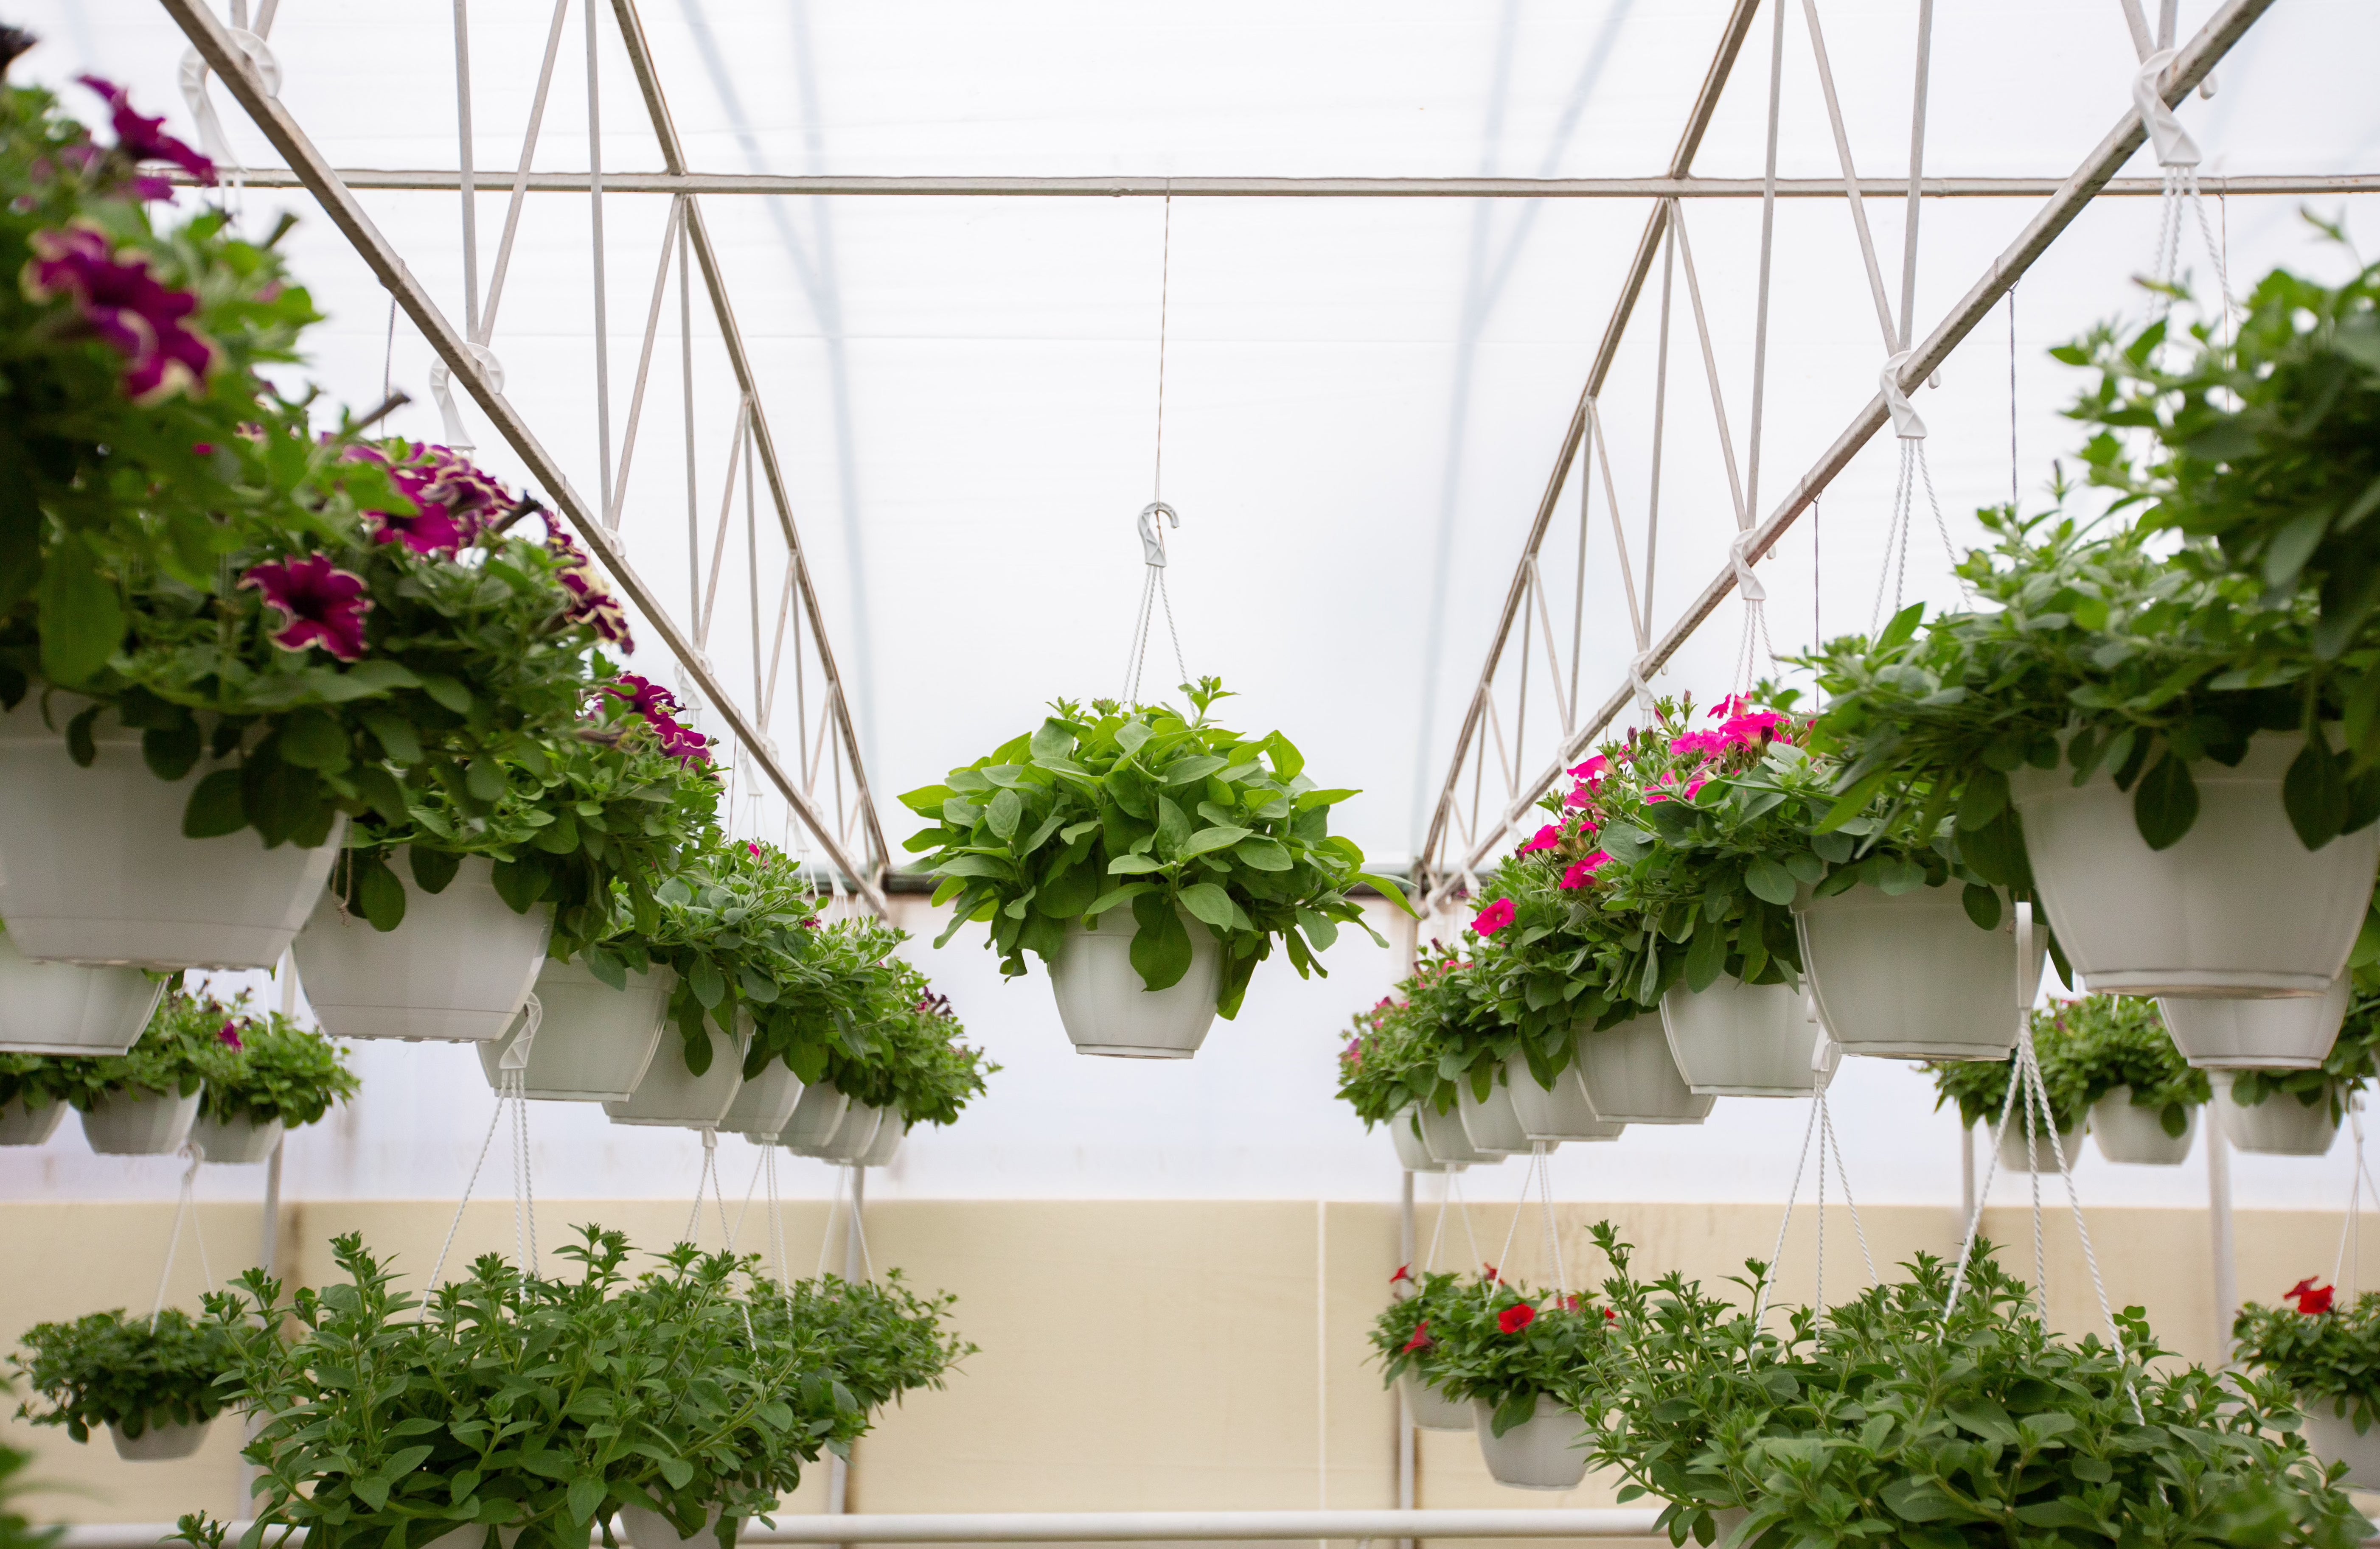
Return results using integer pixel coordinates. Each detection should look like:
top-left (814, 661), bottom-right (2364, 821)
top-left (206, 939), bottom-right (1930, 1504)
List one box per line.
top-left (498, 993), bottom-right (544, 1071)
top-left (1627, 651), bottom-right (1658, 710)
top-left (429, 345), bottom-right (504, 452)
top-left (1728, 528), bottom-right (1766, 604)
top-left (2132, 49), bottom-right (2201, 169)
top-left (178, 32), bottom-right (279, 175)
top-left (1137, 501), bottom-right (1178, 568)
top-left (1880, 350), bottom-right (1927, 441)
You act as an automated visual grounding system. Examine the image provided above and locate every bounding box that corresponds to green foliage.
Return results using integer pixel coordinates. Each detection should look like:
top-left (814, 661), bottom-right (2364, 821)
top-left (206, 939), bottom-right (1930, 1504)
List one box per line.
top-left (1928, 995), bottom-right (2209, 1136)
top-left (10, 1308), bottom-right (230, 1441)
top-left (199, 1226), bottom-right (968, 1549)
top-left (194, 992), bottom-right (358, 1128)
top-left (899, 678), bottom-right (1409, 1018)
top-left (0, 1398), bottom-right (59, 1549)
top-left (1406, 1272), bottom-right (1612, 1437)
top-left (1587, 1224), bottom-right (2369, 1549)
top-left (2225, 989), bottom-right (2380, 1123)
top-left (1334, 986), bottom-right (1443, 1127)
top-left (0, 985), bottom-right (219, 1113)
top-left (1364, 1268), bottom-right (1468, 1387)
top-left (2236, 1289), bottom-right (2380, 1433)
top-left (820, 969), bottom-right (995, 1129)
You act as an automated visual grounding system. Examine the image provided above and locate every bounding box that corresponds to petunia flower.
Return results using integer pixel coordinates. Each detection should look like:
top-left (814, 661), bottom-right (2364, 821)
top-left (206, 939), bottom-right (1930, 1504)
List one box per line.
top-left (1563, 784), bottom-right (1597, 811)
top-left (1482, 1263), bottom-right (1499, 1282)
top-left (1670, 730), bottom-right (1725, 760)
top-left (1681, 777), bottom-right (1707, 801)
top-left (217, 1021), bottom-right (242, 1051)
top-left (1518, 824), bottom-right (1561, 855)
top-left (2288, 1277), bottom-right (2336, 1316)
top-left (23, 226), bottom-right (219, 403)
top-left (1559, 1294), bottom-right (1581, 1313)
top-left (1569, 755), bottom-right (1609, 784)
top-left (605, 674), bottom-right (711, 766)
top-left (1400, 1321), bottom-right (1432, 1353)
top-left (544, 529), bottom-right (634, 647)
top-left (1498, 1304), bottom-right (1536, 1334)
top-left (1710, 695), bottom-right (1749, 721)
top-left (76, 76), bottom-right (214, 188)
top-left (1471, 897), bottom-right (1516, 937)
top-left (1560, 852), bottom-right (1612, 890)
top-left (1390, 1264), bottom-right (1411, 1285)
top-left (240, 555), bottom-right (372, 661)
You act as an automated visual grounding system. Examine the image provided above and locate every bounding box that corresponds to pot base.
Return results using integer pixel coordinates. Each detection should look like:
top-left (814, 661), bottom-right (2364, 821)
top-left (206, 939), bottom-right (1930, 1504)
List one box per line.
top-left (318, 1006), bottom-right (519, 1044)
top-left (1070, 1043), bottom-right (1197, 1059)
top-left (1833, 1040), bottom-right (2012, 1062)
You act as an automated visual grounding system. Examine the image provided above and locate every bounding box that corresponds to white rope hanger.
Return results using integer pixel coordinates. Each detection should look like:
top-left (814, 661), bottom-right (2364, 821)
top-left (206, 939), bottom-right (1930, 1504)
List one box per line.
top-left (1121, 194), bottom-right (1191, 707)
top-left (152, 1143), bottom-right (216, 1319)
top-left (427, 997), bottom-right (545, 1292)
top-left (1750, 1028), bottom-right (1878, 1339)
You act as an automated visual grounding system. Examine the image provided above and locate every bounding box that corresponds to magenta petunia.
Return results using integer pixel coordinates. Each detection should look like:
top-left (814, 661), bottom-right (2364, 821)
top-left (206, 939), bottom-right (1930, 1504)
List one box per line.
top-left (240, 554), bottom-right (372, 661)
top-left (76, 76), bottom-right (214, 189)
top-left (549, 529), bottom-right (635, 648)
top-left (1569, 754), bottom-right (1609, 784)
top-left (217, 1021), bottom-right (243, 1051)
top-left (1517, 824), bottom-right (1561, 855)
top-left (605, 674), bottom-right (711, 766)
top-left (23, 226), bottom-right (219, 404)
top-left (349, 443), bottom-right (515, 556)
top-left (1560, 852), bottom-right (1613, 889)
top-left (1471, 897), bottom-right (1516, 936)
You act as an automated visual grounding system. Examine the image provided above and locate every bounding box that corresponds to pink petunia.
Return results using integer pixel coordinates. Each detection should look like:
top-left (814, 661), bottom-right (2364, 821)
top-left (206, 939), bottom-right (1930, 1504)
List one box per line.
top-left (1569, 755), bottom-right (1609, 785)
top-left (76, 76), bottom-right (214, 188)
top-left (23, 226), bottom-right (218, 404)
top-left (1471, 897), bottom-right (1516, 936)
top-left (1563, 784), bottom-right (1597, 811)
top-left (1670, 730), bottom-right (1726, 760)
top-left (1560, 852), bottom-right (1612, 889)
top-left (1709, 695), bottom-right (1749, 721)
top-left (1518, 824), bottom-right (1561, 855)
top-left (217, 1021), bottom-right (243, 1051)
top-left (1682, 777), bottom-right (1707, 800)
top-left (239, 555), bottom-right (371, 661)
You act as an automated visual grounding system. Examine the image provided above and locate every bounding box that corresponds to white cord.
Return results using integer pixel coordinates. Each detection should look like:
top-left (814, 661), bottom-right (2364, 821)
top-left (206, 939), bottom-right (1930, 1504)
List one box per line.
top-left (151, 1143), bottom-right (213, 1319)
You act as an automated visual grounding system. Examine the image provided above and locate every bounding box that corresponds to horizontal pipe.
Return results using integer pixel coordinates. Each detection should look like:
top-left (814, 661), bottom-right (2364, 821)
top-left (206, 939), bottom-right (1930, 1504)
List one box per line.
top-left (180, 169), bottom-right (2380, 199)
top-left (59, 1512), bottom-right (1667, 1548)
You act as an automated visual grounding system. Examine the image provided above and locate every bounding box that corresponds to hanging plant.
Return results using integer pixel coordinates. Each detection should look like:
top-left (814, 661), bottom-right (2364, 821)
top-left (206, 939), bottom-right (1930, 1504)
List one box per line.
top-left (1334, 987), bottom-right (1439, 1129)
top-left (1586, 1223), bottom-right (2366, 1548)
top-left (2234, 1280), bottom-right (2380, 1434)
top-left (191, 992), bottom-right (358, 1132)
top-left (819, 965), bottom-right (996, 1131)
top-left (1366, 1266), bottom-right (1468, 1387)
top-left (9, 1307), bottom-right (231, 1444)
top-left (1924, 996), bottom-right (2208, 1138)
top-left (1411, 1270), bottom-right (1611, 1438)
top-left (0, 986), bottom-right (221, 1118)
top-left (2223, 989), bottom-right (2380, 1126)
top-left (900, 678), bottom-right (1410, 1017)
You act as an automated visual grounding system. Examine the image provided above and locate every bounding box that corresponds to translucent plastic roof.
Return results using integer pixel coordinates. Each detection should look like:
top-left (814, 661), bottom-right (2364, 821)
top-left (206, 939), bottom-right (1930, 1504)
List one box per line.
top-left (11, 1), bottom-right (2380, 1212)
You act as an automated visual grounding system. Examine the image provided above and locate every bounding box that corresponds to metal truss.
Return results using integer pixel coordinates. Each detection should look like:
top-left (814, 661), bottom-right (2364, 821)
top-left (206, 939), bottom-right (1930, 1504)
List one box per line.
top-left (156, 0), bottom-right (890, 914)
top-left (1413, 0), bottom-right (2288, 913)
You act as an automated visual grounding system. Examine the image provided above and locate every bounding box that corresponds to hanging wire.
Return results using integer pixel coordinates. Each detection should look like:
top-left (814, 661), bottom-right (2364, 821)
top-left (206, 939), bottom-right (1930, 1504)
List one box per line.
top-left (152, 1144), bottom-right (215, 1319)
top-left (1120, 192), bottom-right (1191, 706)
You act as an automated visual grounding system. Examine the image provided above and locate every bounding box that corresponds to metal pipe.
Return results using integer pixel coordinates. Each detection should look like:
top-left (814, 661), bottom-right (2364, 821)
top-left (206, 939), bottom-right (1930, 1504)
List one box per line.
top-left (154, 169), bottom-right (2380, 199)
top-left (2209, 1121), bottom-right (2239, 1361)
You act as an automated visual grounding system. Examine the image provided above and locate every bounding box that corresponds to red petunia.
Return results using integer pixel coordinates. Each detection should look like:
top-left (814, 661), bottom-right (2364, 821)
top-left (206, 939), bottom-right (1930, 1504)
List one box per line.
top-left (2288, 1277), bottom-right (2336, 1316)
top-left (1498, 1304), bottom-right (1536, 1334)
top-left (1482, 1263), bottom-right (1499, 1282)
top-left (1400, 1321), bottom-right (1431, 1353)
top-left (1390, 1264), bottom-right (1411, 1285)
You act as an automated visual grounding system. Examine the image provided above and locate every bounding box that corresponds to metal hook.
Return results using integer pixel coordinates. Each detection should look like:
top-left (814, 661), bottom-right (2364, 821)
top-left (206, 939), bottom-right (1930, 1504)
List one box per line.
top-left (1137, 501), bottom-right (1178, 568)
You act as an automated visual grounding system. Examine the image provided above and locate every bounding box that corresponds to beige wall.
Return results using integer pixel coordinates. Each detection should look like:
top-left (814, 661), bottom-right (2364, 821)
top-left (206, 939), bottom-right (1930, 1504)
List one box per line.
top-left (0, 1196), bottom-right (2360, 1544)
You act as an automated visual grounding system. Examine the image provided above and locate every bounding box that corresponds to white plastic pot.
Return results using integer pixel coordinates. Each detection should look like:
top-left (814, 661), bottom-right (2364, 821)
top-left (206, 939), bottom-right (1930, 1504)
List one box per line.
top-left (81, 1089), bottom-right (200, 1154)
top-left (1047, 908), bottom-right (1222, 1058)
top-left (1995, 1117), bottom-right (2088, 1174)
top-left (477, 961), bottom-right (673, 1101)
top-left (2213, 1073), bottom-right (2339, 1157)
top-left (1415, 1100), bottom-right (1495, 1165)
top-left (0, 1097), bottom-right (65, 1146)
top-left (2089, 1088), bottom-right (2195, 1166)
top-left (190, 1113), bottom-right (283, 1165)
top-left (716, 1059), bottom-right (804, 1138)
top-left (775, 1081), bottom-right (852, 1150)
top-left (859, 1114), bottom-right (908, 1167)
top-left (2010, 731), bottom-right (2380, 997)
top-left (0, 930), bottom-right (165, 1055)
top-left (294, 855), bottom-right (551, 1043)
top-left (1660, 978), bottom-right (1820, 1097)
top-left (604, 1016), bottom-right (745, 1129)
top-left (1797, 882), bottom-right (2037, 1061)
top-left (1400, 1371), bottom-right (1472, 1432)
top-left (817, 1103), bottom-right (886, 1164)
top-left (1504, 1051), bottom-right (1624, 1143)
top-left (1388, 1109), bottom-right (1456, 1172)
top-left (617, 1507), bottom-right (734, 1549)
top-left (1457, 1079), bottom-right (1532, 1153)
top-left (109, 1417), bottom-right (210, 1461)
top-left (2301, 1406), bottom-right (2380, 1490)
top-left (0, 695), bottom-right (343, 969)
top-left (1471, 1394), bottom-right (1589, 1491)
top-left (1574, 1012), bottom-right (1714, 1124)
top-left (2159, 976), bottom-right (2351, 1070)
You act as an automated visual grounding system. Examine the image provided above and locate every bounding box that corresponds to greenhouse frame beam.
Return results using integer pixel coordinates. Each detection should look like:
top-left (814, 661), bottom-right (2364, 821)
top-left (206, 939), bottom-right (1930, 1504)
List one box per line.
top-left (154, 0), bottom-right (890, 915)
top-left (1415, 0), bottom-right (2277, 908)
top-left (157, 169), bottom-right (2380, 199)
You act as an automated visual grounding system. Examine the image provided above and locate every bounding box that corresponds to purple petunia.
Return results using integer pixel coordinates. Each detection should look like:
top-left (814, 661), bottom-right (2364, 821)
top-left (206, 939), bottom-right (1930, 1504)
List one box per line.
top-left (23, 225), bottom-right (219, 404)
top-left (604, 674), bottom-right (710, 766)
top-left (548, 529), bottom-right (635, 648)
top-left (240, 554), bottom-right (372, 661)
top-left (76, 76), bottom-right (214, 191)
top-left (346, 442), bottom-right (515, 556)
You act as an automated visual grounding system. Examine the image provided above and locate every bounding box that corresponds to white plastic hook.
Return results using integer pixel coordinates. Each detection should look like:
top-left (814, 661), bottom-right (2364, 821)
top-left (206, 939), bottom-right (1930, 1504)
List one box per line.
top-left (2132, 48), bottom-right (2202, 169)
top-left (1880, 350), bottom-right (1928, 441)
top-left (178, 32), bottom-right (278, 175)
top-left (497, 993), bottom-right (544, 1071)
top-left (2015, 900), bottom-right (2045, 1011)
top-left (1728, 528), bottom-right (1767, 604)
top-left (429, 344), bottom-right (504, 451)
top-left (1137, 501), bottom-right (1178, 568)
top-left (1628, 650), bottom-right (1659, 711)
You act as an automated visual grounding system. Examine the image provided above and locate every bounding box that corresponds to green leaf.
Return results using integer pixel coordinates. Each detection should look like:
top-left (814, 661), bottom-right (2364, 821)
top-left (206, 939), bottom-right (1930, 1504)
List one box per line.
top-left (1961, 883), bottom-right (2001, 930)
top-left (1877, 600), bottom-right (1925, 650)
top-left (1235, 837), bottom-right (1293, 871)
top-left (936, 854), bottom-right (1015, 881)
top-left (1177, 882), bottom-right (1238, 933)
top-left (142, 718), bottom-right (202, 782)
top-left (2132, 752), bottom-right (2200, 850)
top-left (1116, 720), bottom-right (1153, 755)
top-left (1684, 915), bottom-right (1726, 992)
top-left (37, 534), bottom-right (122, 686)
top-left (1743, 855), bottom-right (1798, 906)
top-left (566, 1477), bottom-right (605, 1525)
top-left (898, 783), bottom-right (957, 816)
top-left (410, 847), bottom-right (463, 894)
top-left (419, 674), bottom-right (472, 714)
top-left (2283, 732), bottom-right (2349, 850)
top-left (1106, 853), bottom-right (1166, 874)
top-left (1128, 893), bottom-right (1194, 991)
top-left (1357, 873), bottom-right (1418, 917)
top-left (354, 856), bottom-right (407, 931)
top-left (1264, 731), bottom-right (1306, 782)
top-left (279, 710), bottom-right (350, 771)
top-left (1164, 755), bottom-right (1230, 785)
top-left (359, 708), bottom-right (423, 765)
top-left (1180, 825), bottom-right (1252, 858)
top-left (985, 787), bottom-right (1023, 841)
top-left (1030, 719), bottom-right (1075, 762)
top-left (688, 956), bottom-right (727, 1008)
top-left (1083, 881), bottom-right (1154, 919)
top-left (182, 770), bottom-right (250, 839)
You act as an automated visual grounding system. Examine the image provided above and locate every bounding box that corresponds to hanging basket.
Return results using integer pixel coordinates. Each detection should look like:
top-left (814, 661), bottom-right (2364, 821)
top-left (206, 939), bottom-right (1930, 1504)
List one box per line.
top-left (716, 1060), bottom-right (804, 1139)
top-left (2212, 1074), bottom-right (2338, 1157)
top-left (294, 854), bottom-right (551, 1043)
top-left (1575, 1011), bottom-right (1713, 1124)
top-left (190, 1114), bottom-right (283, 1166)
top-left (1796, 882), bottom-right (2037, 1061)
top-left (2088, 1089), bottom-right (2195, 1166)
top-left (1388, 1109), bottom-right (1457, 1171)
top-left (617, 1508), bottom-right (735, 1549)
top-left (817, 1104), bottom-right (887, 1164)
top-left (477, 960), bottom-right (673, 1102)
top-left (1503, 1051), bottom-right (1623, 1143)
top-left (603, 1015), bottom-right (744, 1129)
top-left (1400, 1371), bottom-right (1472, 1432)
top-left (2158, 977), bottom-right (2349, 1071)
top-left (0, 930), bottom-right (165, 1056)
top-left (1660, 978), bottom-right (1820, 1097)
top-left (2010, 732), bottom-right (2380, 997)
top-left (1471, 1393), bottom-right (1589, 1491)
top-left (0, 1096), bottom-right (66, 1147)
top-left (1047, 908), bottom-right (1222, 1059)
top-left (1457, 1079), bottom-right (1531, 1153)
top-left (0, 696), bottom-right (345, 970)
top-left (1994, 1116), bottom-right (2089, 1174)
top-left (2301, 1406), bottom-right (2380, 1490)
top-left (1415, 1099), bottom-right (1496, 1165)
top-left (80, 1089), bottom-right (200, 1155)
top-left (859, 1114), bottom-right (908, 1168)
top-left (774, 1081), bottom-right (851, 1151)
top-left (109, 1418), bottom-right (210, 1462)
